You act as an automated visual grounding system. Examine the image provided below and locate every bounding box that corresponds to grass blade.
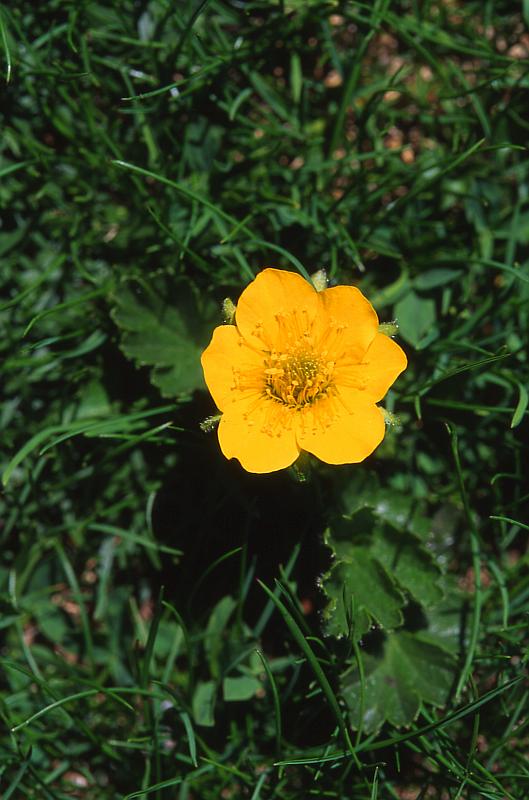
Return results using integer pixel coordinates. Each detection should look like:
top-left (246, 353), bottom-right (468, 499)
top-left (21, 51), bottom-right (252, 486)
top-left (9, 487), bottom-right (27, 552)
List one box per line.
top-left (258, 579), bottom-right (355, 757)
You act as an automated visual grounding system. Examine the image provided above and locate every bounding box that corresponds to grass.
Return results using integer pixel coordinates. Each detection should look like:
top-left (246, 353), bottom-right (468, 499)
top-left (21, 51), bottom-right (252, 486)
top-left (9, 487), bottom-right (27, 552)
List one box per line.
top-left (1, 1), bottom-right (529, 798)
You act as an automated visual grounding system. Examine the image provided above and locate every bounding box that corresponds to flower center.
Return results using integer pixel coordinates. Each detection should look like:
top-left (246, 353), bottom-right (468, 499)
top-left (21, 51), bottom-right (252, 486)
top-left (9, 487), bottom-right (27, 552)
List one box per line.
top-left (264, 348), bottom-right (334, 408)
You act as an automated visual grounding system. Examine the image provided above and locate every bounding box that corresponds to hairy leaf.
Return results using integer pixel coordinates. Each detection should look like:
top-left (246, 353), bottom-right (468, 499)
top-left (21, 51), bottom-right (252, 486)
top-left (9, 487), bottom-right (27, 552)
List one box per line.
top-left (321, 536), bottom-right (405, 639)
top-left (342, 630), bottom-right (456, 733)
top-left (371, 527), bottom-right (443, 609)
top-left (321, 507), bottom-right (443, 640)
top-left (112, 278), bottom-right (216, 398)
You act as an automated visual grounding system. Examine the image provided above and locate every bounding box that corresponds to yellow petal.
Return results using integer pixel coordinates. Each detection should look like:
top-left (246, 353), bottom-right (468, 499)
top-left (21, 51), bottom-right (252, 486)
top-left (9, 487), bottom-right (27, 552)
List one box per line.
top-left (296, 403), bottom-right (385, 464)
top-left (319, 285), bottom-right (379, 361)
top-left (201, 324), bottom-right (264, 411)
top-left (236, 268), bottom-right (320, 350)
top-left (359, 332), bottom-right (408, 401)
top-left (218, 398), bottom-right (299, 473)
top-left (332, 333), bottom-right (407, 402)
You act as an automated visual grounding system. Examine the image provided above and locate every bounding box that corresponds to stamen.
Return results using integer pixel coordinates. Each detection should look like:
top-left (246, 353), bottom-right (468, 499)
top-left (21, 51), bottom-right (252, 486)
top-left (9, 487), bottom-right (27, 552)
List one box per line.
top-left (233, 309), bottom-right (367, 436)
top-left (261, 309), bottom-right (335, 410)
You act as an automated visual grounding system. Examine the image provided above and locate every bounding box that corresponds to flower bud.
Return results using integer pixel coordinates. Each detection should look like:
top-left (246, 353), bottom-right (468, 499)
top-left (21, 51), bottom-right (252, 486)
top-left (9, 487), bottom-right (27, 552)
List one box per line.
top-left (382, 408), bottom-right (400, 428)
top-left (378, 321), bottom-right (399, 337)
top-left (222, 298), bottom-right (236, 324)
top-left (310, 269), bottom-right (328, 292)
top-left (200, 414), bottom-right (221, 433)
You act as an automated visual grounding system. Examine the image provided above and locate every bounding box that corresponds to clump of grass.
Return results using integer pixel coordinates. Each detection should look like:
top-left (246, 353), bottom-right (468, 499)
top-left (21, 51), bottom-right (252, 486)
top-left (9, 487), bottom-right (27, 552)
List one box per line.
top-left (1, 1), bottom-right (528, 798)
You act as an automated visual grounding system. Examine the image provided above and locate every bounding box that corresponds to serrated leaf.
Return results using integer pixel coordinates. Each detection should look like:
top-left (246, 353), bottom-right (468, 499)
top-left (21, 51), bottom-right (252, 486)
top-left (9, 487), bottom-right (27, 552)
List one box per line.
top-left (321, 536), bottom-right (405, 640)
top-left (339, 471), bottom-right (430, 541)
top-left (342, 631), bottom-right (456, 733)
top-left (112, 278), bottom-right (214, 399)
top-left (418, 582), bottom-right (466, 654)
top-left (322, 506), bottom-right (443, 639)
top-left (338, 470), bottom-right (380, 516)
top-left (370, 528), bottom-right (443, 609)
top-left (371, 493), bottom-right (431, 540)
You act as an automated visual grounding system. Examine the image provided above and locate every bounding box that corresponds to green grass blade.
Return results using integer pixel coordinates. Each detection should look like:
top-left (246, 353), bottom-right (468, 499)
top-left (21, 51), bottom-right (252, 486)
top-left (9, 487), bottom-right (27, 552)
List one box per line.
top-left (258, 579), bottom-right (355, 757)
top-left (510, 381), bottom-right (528, 428)
top-left (256, 649), bottom-right (282, 755)
top-left (0, 4), bottom-right (12, 82)
top-left (123, 777), bottom-right (183, 799)
top-left (447, 424), bottom-right (483, 700)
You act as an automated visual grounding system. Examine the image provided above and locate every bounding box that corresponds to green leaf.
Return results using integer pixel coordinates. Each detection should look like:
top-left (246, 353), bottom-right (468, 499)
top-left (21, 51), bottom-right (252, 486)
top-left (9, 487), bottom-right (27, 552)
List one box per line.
top-left (223, 675), bottom-right (261, 702)
top-left (417, 585), bottom-right (466, 654)
top-left (342, 631), bottom-right (456, 733)
top-left (339, 472), bottom-right (431, 541)
top-left (112, 278), bottom-right (215, 398)
top-left (370, 527), bottom-right (443, 609)
top-left (394, 290), bottom-right (436, 348)
top-left (321, 485), bottom-right (443, 639)
top-left (192, 680), bottom-right (216, 727)
top-left (414, 268), bottom-right (462, 290)
top-left (204, 595), bottom-right (237, 678)
top-left (323, 474), bottom-right (460, 733)
top-left (34, 604), bottom-right (69, 645)
top-left (75, 380), bottom-right (111, 419)
top-left (321, 539), bottom-right (405, 639)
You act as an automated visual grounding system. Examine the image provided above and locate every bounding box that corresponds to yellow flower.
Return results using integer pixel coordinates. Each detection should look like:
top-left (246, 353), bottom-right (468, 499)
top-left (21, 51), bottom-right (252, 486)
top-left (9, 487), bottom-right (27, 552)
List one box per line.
top-left (201, 268), bottom-right (407, 473)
